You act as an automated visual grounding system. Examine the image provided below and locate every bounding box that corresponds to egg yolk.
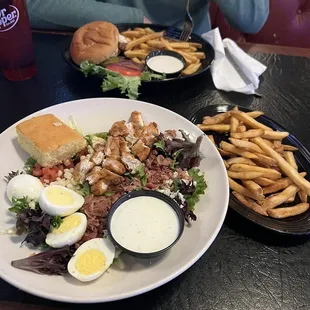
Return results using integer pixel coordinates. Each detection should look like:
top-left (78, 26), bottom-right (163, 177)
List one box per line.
top-left (45, 187), bottom-right (74, 206)
top-left (76, 249), bottom-right (106, 275)
top-left (52, 214), bottom-right (81, 234)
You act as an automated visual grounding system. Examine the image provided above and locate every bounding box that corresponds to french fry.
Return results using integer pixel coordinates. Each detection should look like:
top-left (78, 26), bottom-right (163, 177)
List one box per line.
top-left (262, 184), bottom-right (300, 209)
top-left (176, 50), bottom-right (197, 64)
top-left (247, 111), bottom-right (264, 118)
top-left (218, 148), bottom-right (237, 158)
top-left (252, 137), bottom-right (310, 195)
top-left (262, 131), bottom-right (289, 140)
top-left (145, 27), bottom-right (155, 34)
top-left (286, 195), bottom-right (295, 203)
top-left (273, 140), bottom-right (282, 149)
top-left (182, 63), bottom-right (201, 75)
top-left (229, 178), bottom-right (263, 200)
top-left (241, 180), bottom-right (264, 200)
top-left (232, 191), bottom-right (268, 216)
top-left (132, 57), bottom-right (142, 64)
top-left (284, 151), bottom-right (298, 170)
top-left (267, 203), bottom-right (309, 218)
top-left (134, 27), bottom-right (147, 33)
top-left (229, 138), bottom-right (265, 154)
top-left (139, 43), bottom-right (149, 49)
top-left (230, 116), bottom-right (239, 133)
top-left (283, 145), bottom-right (298, 151)
top-left (228, 171), bottom-right (264, 180)
top-left (226, 157), bottom-right (256, 166)
top-left (263, 172), bottom-right (307, 195)
top-left (236, 125), bottom-right (247, 133)
top-left (253, 153), bottom-right (278, 169)
top-left (121, 30), bottom-right (144, 38)
top-left (124, 50), bottom-right (149, 59)
top-left (231, 129), bottom-right (264, 139)
top-left (229, 164), bottom-right (281, 180)
top-left (125, 32), bottom-right (164, 50)
top-left (188, 52), bottom-right (206, 59)
top-left (197, 124), bottom-right (230, 133)
top-left (230, 111), bottom-right (272, 131)
top-left (254, 177), bottom-right (275, 187)
top-left (298, 190), bottom-right (308, 203)
top-left (262, 139), bottom-right (274, 148)
top-left (203, 112), bottom-right (231, 125)
top-left (274, 146), bottom-right (284, 154)
top-left (224, 160), bottom-right (229, 169)
top-left (169, 42), bottom-right (190, 49)
top-left (188, 42), bottom-right (202, 48)
top-left (220, 141), bottom-right (258, 159)
top-left (146, 40), bottom-right (165, 49)
top-left (207, 135), bottom-right (215, 145)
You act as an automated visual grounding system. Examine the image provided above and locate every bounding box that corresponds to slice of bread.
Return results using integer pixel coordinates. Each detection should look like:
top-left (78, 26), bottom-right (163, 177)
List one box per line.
top-left (16, 114), bottom-right (87, 167)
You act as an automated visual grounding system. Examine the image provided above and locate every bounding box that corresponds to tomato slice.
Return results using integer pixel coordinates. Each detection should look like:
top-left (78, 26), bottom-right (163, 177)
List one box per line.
top-left (106, 63), bottom-right (142, 77)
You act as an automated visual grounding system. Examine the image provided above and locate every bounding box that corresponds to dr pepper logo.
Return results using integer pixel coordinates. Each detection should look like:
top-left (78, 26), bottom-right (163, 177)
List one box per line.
top-left (0, 5), bottom-right (19, 32)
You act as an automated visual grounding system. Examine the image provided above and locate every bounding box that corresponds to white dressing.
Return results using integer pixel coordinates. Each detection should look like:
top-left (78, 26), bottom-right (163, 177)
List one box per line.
top-left (147, 55), bottom-right (184, 74)
top-left (110, 196), bottom-right (180, 253)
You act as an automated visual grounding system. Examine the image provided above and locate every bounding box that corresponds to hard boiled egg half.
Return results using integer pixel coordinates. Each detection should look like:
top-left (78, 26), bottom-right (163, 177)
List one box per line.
top-left (6, 174), bottom-right (44, 202)
top-left (39, 185), bottom-right (84, 217)
top-left (68, 238), bottom-right (115, 282)
top-left (46, 212), bottom-right (87, 248)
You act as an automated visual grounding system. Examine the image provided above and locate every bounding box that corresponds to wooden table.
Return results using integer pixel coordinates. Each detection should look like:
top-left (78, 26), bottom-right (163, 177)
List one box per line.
top-left (0, 32), bottom-right (310, 310)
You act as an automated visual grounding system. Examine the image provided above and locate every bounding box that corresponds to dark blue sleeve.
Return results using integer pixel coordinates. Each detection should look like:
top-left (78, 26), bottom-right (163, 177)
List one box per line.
top-left (214, 0), bottom-right (269, 33)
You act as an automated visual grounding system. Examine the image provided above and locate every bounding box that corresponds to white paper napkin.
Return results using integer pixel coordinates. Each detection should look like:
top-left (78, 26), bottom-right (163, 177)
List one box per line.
top-left (201, 28), bottom-right (267, 95)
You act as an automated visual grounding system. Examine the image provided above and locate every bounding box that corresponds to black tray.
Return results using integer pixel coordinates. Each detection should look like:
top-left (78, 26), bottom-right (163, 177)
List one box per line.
top-left (190, 104), bottom-right (310, 235)
top-left (62, 23), bottom-right (215, 83)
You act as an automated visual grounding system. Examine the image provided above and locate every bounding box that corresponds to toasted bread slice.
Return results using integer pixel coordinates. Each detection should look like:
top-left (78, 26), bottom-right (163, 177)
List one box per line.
top-left (16, 114), bottom-right (87, 167)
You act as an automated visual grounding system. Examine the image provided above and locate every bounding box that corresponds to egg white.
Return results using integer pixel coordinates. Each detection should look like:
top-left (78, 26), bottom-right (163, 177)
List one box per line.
top-left (46, 212), bottom-right (87, 248)
top-left (68, 238), bottom-right (115, 282)
top-left (39, 185), bottom-right (84, 216)
top-left (6, 174), bottom-right (44, 202)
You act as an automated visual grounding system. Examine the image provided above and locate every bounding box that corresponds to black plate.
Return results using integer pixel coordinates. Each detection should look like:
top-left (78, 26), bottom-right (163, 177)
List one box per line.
top-left (62, 23), bottom-right (215, 83)
top-left (190, 104), bottom-right (310, 235)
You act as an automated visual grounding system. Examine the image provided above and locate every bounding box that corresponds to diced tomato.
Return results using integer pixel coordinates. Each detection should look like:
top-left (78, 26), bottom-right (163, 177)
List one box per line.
top-left (106, 63), bottom-right (142, 77)
top-left (40, 167), bottom-right (60, 183)
top-left (32, 163), bottom-right (43, 177)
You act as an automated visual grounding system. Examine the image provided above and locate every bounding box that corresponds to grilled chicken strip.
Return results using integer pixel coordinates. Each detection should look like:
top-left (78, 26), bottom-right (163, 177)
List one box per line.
top-left (92, 136), bottom-right (106, 152)
top-left (100, 168), bottom-right (123, 185)
top-left (90, 151), bottom-right (104, 165)
top-left (105, 136), bottom-right (120, 160)
top-left (91, 180), bottom-right (108, 196)
top-left (73, 159), bottom-right (95, 184)
top-left (102, 158), bottom-right (126, 175)
top-left (85, 166), bottom-right (103, 185)
top-left (132, 140), bottom-right (150, 162)
top-left (109, 120), bottom-right (129, 137)
top-left (121, 152), bottom-right (141, 172)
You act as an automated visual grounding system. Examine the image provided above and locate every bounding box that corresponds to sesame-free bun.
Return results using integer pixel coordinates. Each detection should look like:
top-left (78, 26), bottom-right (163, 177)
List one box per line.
top-left (70, 21), bottom-right (119, 65)
top-left (16, 114), bottom-right (87, 167)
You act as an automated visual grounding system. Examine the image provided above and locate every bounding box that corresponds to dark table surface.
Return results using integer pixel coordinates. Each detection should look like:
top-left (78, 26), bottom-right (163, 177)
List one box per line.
top-left (1, 33), bottom-right (310, 310)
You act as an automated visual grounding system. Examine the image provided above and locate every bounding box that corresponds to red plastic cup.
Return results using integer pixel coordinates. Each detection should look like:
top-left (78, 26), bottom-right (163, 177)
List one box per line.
top-left (0, 0), bottom-right (36, 81)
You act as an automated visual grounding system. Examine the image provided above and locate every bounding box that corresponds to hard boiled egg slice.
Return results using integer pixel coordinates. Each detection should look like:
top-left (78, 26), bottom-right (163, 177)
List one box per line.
top-left (46, 212), bottom-right (87, 248)
top-left (68, 238), bottom-right (115, 282)
top-left (39, 185), bottom-right (84, 217)
top-left (6, 174), bottom-right (44, 202)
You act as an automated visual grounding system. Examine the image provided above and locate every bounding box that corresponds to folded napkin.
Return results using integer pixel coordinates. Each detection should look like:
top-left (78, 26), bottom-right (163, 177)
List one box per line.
top-left (201, 28), bottom-right (267, 95)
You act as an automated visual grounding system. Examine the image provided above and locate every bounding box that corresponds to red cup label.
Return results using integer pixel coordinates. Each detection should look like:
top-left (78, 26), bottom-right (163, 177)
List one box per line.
top-left (0, 5), bottom-right (19, 32)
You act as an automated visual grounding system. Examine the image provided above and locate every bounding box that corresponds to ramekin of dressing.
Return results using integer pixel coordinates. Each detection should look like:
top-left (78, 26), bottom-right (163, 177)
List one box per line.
top-left (146, 50), bottom-right (186, 78)
top-left (107, 190), bottom-right (184, 258)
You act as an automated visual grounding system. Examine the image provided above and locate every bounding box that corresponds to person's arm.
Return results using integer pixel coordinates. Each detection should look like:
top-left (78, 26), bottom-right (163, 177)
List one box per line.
top-left (26, 0), bottom-right (144, 30)
top-left (213, 0), bottom-right (269, 33)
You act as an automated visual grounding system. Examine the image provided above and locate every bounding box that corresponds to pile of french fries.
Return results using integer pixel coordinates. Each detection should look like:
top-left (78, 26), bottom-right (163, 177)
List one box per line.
top-left (197, 107), bottom-right (310, 219)
top-left (121, 27), bottom-right (206, 76)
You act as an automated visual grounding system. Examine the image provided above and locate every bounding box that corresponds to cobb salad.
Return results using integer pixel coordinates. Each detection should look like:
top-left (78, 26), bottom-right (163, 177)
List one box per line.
top-left (4, 111), bottom-right (207, 283)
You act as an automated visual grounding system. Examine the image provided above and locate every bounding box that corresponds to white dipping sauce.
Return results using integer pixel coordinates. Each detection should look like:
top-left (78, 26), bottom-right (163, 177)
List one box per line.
top-left (110, 196), bottom-right (180, 253)
top-left (147, 55), bottom-right (184, 74)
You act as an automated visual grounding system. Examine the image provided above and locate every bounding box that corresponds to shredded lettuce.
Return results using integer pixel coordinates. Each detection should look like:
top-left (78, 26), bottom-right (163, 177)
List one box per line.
top-left (77, 182), bottom-right (91, 197)
top-left (85, 132), bottom-right (108, 146)
top-left (68, 115), bottom-right (84, 136)
top-left (185, 169), bottom-right (207, 210)
top-left (80, 61), bottom-right (165, 100)
top-left (24, 157), bottom-right (37, 174)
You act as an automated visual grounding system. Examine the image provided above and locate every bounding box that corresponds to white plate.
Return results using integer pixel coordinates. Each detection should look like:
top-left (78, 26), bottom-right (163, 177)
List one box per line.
top-left (0, 98), bottom-right (229, 303)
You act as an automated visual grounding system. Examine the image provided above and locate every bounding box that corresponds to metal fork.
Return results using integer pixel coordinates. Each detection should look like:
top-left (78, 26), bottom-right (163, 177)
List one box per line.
top-left (179, 0), bottom-right (194, 41)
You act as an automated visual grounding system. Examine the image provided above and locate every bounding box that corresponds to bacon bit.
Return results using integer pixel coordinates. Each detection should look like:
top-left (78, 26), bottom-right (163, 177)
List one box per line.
top-left (39, 167), bottom-right (60, 184)
top-left (32, 164), bottom-right (43, 177)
